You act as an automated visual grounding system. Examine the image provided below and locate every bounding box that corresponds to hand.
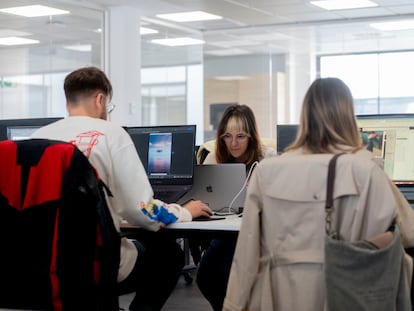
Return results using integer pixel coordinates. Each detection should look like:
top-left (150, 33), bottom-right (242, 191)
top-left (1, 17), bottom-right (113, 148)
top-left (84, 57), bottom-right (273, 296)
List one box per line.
top-left (183, 200), bottom-right (213, 219)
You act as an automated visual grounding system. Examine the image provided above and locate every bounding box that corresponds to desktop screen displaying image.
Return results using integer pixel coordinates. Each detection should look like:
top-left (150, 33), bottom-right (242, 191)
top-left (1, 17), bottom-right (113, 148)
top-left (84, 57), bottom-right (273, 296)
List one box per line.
top-left (360, 130), bottom-right (385, 158)
top-left (126, 125), bottom-right (196, 185)
top-left (148, 132), bottom-right (172, 175)
top-left (277, 115), bottom-right (414, 183)
top-left (357, 114), bottom-right (414, 183)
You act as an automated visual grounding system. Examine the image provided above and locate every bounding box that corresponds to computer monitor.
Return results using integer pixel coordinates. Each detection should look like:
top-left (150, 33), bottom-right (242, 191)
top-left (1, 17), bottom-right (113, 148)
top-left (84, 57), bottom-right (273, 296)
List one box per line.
top-left (0, 117), bottom-right (62, 141)
top-left (357, 114), bottom-right (414, 183)
top-left (276, 124), bottom-right (298, 154)
top-left (125, 125), bottom-right (196, 187)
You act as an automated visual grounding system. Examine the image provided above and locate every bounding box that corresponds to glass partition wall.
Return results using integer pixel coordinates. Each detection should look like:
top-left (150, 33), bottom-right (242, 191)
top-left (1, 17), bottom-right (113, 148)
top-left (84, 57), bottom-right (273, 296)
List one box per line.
top-left (140, 17), bottom-right (288, 142)
top-left (1, 1), bottom-right (414, 144)
top-left (0, 3), bottom-right (104, 119)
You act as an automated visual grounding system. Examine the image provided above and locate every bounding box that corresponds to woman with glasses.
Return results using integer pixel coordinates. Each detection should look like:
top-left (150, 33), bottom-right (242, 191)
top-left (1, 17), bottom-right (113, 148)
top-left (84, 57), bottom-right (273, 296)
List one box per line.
top-left (203, 104), bottom-right (275, 171)
top-left (196, 104), bottom-right (276, 311)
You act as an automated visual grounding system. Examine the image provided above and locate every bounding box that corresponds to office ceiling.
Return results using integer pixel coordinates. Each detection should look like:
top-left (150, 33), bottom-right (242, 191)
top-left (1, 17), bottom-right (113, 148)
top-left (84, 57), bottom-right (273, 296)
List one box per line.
top-left (1, 0), bottom-right (414, 65)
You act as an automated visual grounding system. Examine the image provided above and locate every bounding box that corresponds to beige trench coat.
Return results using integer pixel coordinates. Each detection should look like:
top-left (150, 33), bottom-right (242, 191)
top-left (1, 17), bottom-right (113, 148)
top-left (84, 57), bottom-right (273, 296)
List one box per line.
top-left (223, 149), bottom-right (414, 311)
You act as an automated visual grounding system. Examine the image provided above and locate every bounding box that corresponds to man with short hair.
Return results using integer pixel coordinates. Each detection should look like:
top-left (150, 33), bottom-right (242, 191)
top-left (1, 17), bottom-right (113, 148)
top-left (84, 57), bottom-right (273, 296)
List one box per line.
top-left (32, 66), bottom-right (212, 311)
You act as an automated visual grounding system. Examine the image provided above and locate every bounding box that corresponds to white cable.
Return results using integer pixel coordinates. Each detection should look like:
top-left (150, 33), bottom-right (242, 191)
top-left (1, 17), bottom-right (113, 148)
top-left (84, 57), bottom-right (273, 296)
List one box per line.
top-left (215, 161), bottom-right (259, 215)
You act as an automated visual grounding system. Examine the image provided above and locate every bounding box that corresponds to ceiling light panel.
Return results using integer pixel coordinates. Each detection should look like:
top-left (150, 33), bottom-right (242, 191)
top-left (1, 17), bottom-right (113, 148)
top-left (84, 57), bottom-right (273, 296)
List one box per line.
top-left (0, 5), bottom-right (69, 17)
top-left (63, 44), bottom-right (92, 52)
top-left (140, 27), bottom-right (159, 35)
top-left (213, 75), bottom-right (249, 81)
top-left (205, 48), bottom-right (252, 56)
top-left (370, 20), bottom-right (414, 31)
top-left (0, 29), bottom-right (31, 37)
top-left (151, 37), bottom-right (205, 46)
top-left (0, 37), bottom-right (39, 46)
top-left (208, 40), bottom-right (261, 48)
top-left (310, 0), bottom-right (378, 10)
top-left (156, 11), bottom-right (222, 22)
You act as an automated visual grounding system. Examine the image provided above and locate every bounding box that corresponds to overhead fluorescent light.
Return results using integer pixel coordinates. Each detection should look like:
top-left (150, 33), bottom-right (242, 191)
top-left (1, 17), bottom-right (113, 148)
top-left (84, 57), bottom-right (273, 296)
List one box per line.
top-left (209, 40), bottom-right (260, 48)
top-left (0, 5), bottom-right (69, 17)
top-left (214, 75), bottom-right (249, 81)
top-left (205, 48), bottom-right (252, 56)
top-left (64, 44), bottom-right (92, 52)
top-left (310, 0), bottom-right (378, 10)
top-left (140, 27), bottom-right (159, 35)
top-left (0, 29), bottom-right (31, 37)
top-left (370, 20), bottom-right (414, 31)
top-left (156, 11), bottom-right (222, 22)
top-left (0, 37), bottom-right (39, 46)
top-left (151, 37), bottom-right (205, 46)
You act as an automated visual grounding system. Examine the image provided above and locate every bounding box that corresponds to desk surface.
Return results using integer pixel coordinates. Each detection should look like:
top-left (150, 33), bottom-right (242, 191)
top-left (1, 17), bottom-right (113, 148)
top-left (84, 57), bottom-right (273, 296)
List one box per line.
top-left (165, 214), bottom-right (241, 231)
top-left (121, 214), bottom-right (241, 239)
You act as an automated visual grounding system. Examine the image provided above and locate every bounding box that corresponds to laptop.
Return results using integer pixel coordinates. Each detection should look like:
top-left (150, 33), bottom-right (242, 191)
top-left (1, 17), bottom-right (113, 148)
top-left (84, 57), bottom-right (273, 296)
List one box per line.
top-left (126, 125), bottom-right (196, 203)
top-left (178, 163), bottom-right (247, 214)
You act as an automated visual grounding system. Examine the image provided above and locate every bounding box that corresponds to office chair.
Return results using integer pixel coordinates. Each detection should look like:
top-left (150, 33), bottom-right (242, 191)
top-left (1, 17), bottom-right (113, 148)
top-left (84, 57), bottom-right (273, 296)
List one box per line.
top-left (0, 139), bottom-right (120, 311)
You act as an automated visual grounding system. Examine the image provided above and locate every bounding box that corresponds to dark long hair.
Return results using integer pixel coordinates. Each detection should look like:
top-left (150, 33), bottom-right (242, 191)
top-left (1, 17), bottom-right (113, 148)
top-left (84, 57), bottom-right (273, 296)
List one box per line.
top-left (215, 104), bottom-right (263, 168)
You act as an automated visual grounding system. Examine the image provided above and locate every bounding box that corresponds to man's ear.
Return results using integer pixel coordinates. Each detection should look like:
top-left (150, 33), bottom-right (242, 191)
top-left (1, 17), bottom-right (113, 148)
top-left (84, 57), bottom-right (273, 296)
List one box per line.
top-left (95, 92), bottom-right (105, 104)
top-left (94, 92), bottom-right (105, 109)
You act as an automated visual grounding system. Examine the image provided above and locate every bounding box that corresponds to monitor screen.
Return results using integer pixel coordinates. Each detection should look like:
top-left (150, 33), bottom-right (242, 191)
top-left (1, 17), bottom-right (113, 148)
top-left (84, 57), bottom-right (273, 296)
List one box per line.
top-left (126, 125), bottom-right (196, 186)
top-left (357, 114), bottom-right (414, 183)
top-left (0, 117), bottom-right (62, 141)
top-left (7, 126), bottom-right (41, 141)
top-left (276, 124), bottom-right (298, 154)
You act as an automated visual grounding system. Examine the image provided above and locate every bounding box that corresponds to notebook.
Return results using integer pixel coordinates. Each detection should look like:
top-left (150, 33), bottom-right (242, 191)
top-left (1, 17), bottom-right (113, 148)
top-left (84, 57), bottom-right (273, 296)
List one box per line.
top-left (126, 125), bottom-right (196, 203)
top-left (178, 163), bottom-right (247, 213)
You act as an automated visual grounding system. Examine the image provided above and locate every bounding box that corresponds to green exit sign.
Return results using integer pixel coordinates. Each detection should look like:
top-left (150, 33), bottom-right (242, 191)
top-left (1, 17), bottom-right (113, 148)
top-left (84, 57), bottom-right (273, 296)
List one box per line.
top-left (0, 81), bottom-right (13, 87)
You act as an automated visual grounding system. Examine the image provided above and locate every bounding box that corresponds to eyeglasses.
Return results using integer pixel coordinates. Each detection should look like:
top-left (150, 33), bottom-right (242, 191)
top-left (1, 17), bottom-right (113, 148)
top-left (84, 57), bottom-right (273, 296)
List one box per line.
top-left (221, 133), bottom-right (250, 143)
top-left (106, 102), bottom-right (116, 113)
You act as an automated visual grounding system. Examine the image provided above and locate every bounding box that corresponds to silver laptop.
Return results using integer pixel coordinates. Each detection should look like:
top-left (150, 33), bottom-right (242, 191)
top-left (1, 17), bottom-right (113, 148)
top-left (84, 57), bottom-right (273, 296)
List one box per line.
top-left (178, 163), bottom-right (247, 214)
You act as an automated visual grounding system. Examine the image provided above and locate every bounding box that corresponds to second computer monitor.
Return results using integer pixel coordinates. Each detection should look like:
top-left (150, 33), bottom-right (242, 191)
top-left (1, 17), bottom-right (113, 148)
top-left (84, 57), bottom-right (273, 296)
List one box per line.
top-left (126, 125), bottom-right (196, 186)
top-left (0, 117), bottom-right (62, 141)
top-left (276, 124), bottom-right (298, 154)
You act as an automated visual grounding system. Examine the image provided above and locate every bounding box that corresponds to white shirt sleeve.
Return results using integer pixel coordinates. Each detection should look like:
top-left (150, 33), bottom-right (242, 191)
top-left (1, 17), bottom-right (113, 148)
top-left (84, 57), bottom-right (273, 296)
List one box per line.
top-left (106, 137), bottom-right (192, 231)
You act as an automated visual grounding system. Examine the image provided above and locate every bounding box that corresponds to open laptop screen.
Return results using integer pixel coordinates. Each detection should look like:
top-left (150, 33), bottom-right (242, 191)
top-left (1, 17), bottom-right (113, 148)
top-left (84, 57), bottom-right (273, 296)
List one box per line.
top-left (126, 125), bottom-right (196, 186)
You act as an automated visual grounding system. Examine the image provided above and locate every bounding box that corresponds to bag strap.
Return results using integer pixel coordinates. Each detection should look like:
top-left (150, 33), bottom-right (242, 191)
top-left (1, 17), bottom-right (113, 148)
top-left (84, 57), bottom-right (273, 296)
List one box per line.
top-left (325, 153), bottom-right (346, 234)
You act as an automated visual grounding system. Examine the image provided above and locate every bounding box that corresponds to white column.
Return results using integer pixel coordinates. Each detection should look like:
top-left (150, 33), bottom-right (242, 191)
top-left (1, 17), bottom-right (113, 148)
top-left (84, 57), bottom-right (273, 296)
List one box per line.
top-left (286, 52), bottom-right (313, 123)
top-left (105, 6), bottom-right (141, 127)
top-left (186, 64), bottom-right (204, 145)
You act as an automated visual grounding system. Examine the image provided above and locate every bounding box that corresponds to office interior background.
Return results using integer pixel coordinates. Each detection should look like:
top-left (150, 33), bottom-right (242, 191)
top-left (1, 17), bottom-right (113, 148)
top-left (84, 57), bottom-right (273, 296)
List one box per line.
top-left (1, 0), bottom-right (414, 144)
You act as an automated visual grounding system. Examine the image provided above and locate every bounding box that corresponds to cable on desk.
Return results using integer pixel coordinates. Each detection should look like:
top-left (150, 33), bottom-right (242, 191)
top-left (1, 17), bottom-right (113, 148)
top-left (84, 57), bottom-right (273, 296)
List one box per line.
top-left (224, 161), bottom-right (258, 215)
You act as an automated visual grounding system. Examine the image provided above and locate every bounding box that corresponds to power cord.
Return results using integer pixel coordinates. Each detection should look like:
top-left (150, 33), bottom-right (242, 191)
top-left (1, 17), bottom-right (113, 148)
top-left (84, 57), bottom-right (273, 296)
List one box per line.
top-left (215, 161), bottom-right (259, 215)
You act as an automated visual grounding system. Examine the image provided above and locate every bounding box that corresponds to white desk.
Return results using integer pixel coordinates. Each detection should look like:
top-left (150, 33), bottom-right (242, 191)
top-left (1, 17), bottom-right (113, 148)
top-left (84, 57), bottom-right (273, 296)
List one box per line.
top-left (121, 214), bottom-right (241, 239)
top-left (121, 215), bottom-right (241, 277)
top-left (165, 214), bottom-right (241, 232)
